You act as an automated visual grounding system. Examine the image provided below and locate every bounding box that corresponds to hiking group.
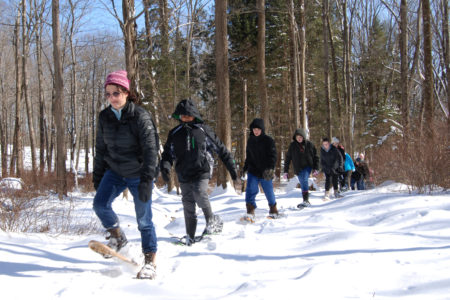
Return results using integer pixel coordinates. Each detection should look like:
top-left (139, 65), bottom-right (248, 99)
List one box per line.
top-left (92, 70), bottom-right (372, 279)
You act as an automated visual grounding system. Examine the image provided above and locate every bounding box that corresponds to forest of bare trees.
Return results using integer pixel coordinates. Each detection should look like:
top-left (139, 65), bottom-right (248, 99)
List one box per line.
top-left (0, 0), bottom-right (448, 196)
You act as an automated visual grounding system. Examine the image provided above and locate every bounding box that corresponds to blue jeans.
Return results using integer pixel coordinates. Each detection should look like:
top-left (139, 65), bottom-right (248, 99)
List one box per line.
top-left (296, 167), bottom-right (312, 192)
top-left (351, 177), bottom-right (365, 190)
top-left (245, 172), bottom-right (276, 208)
top-left (93, 170), bottom-right (157, 253)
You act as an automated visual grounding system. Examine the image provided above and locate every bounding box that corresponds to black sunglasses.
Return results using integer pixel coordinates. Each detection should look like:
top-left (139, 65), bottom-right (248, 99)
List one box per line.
top-left (105, 91), bottom-right (121, 98)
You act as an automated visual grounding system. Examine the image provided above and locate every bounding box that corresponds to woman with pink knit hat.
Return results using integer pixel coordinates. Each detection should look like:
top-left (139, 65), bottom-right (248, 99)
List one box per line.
top-left (92, 70), bottom-right (159, 279)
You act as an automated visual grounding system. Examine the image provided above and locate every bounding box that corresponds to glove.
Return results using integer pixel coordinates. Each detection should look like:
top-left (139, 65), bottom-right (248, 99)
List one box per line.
top-left (240, 171), bottom-right (247, 181)
top-left (161, 168), bottom-right (170, 183)
top-left (138, 179), bottom-right (152, 202)
top-left (230, 169), bottom-right (238, 181)
top-left (262, 169), bottom-right (274, 181)
top-left (93, 180), bottom-right (100, 191)
top-left (282, 173), bottom-right (288, 180)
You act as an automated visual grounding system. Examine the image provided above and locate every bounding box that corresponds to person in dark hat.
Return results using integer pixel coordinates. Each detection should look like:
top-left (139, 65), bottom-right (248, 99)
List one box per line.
top-left (242, 118), bottom-right (278, 220)
top-left (283, 128), bottom-right (319, 208)
top-left (160, 99), bottom-right (238, 245)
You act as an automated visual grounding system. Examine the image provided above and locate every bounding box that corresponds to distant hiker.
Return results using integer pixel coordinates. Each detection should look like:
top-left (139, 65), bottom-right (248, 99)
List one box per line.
top-left (93, 70), bottom-right (159, 279)
top-left (160, 99), bottom-right (238, 246)
top-left (283, 128), bottom-right (319, 209)
top-left (351, 157), bottom-right (369, 190)
top-left (342, 151), bottom-right (355, 191)
top-left (242, 118), bottom-right (278, 219)
top-left (331, 137), bottom-right (347, 192)
top-left (320, 137), bottom-right (344, 200)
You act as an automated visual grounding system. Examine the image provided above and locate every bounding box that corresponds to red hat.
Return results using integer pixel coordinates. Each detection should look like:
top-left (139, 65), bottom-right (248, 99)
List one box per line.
top-left (104, 70), bottom-right (130, 91)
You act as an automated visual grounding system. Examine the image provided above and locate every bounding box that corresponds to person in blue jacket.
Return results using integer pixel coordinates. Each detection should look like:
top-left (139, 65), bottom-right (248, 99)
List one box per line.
top-left (342, 152), bottom-right (355, 191)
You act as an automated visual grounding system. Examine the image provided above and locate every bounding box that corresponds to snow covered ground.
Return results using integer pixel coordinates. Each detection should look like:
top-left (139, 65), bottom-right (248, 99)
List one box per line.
top-left (1, 180), bottom-right (450, 300)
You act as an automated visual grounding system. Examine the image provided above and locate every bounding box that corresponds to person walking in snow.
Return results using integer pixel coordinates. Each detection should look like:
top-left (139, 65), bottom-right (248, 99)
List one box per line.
top-left (160, 99), bottom-right (238, 246)
top-left (331, 137), bottom-right (346, 192)
top-left (351, 157), bottom-right (369, 190)
top-left (320, 137), bottom-right (344, 200)
top-left (242, 118), bottom-right (278, 219)
top-left (92, 70), bottom-right (159, 279)
top-left (283, 128), bottom-right (319, 209)
top-left (342, 151), bottom-right (355, 191)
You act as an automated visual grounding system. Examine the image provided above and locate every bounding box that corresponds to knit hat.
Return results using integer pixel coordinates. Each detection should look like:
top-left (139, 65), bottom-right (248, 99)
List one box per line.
top-left (104, 70), bottom-right (130, 91)
top-left (331, 137), bottom-right (339, 144)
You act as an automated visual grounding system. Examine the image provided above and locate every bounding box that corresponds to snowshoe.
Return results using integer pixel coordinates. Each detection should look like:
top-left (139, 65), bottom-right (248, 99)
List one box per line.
top-left (203, 214), bottom-right (223, 236)
top-left (239, 214), bottom-right (256, 223)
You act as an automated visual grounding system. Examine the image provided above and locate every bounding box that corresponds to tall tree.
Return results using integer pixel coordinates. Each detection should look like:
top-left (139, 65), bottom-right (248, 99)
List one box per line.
top-left (299, 0), bottom-right (307, 130)
top-left (443, 0), bottom-right (450, 137)
top-left (400, 0), bottom-right (409, 140)
top-left (215, 0), bottom-right (233, 187)
top-left (322, 0), bottom-right (332, 138)
top-left (422, 0), bottom-right (434, 139)
top-left (288, 0), bottom-right (299, 128)
top-left (257, 0), bottom-right (269, 132)
top-left (52, 0), bottom-right (67, 198)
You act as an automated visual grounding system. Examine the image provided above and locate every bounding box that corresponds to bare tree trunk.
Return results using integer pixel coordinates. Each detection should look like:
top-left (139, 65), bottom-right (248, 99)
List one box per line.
top-left (322, 0), bottom-right (332, 138)
top-left (422, 0), bottom-right (434, 140)
top-left (21, 0), bottom-right (37, 179)
top-left (215, 0), bottom-right (232, 188)
top-left (0, 53), bottom-right (6, 177)
top-left (52, 0), bottom-right (67, 198)
top-left (36, 11), bottom-right (46, 175)
top-left (299, 0), bottom-right (307, 130)
top-left (342, 0), bottom-right (353, 156)
top-left (122, 0), bottom-right (140, 97)
top-left (288, 0), bottom-right (300, 128)
top-left (443, 0), bottom-right (450, 137)
top-left (241, 79), bottom-right (248, 192)
top-left (400, 0), bottom-right (409, 140)
top-left (257, 0), bottom-right (269, 132)
top-left (11, 7), bottom-right (23, 177)
top-left (327, 12), bottom-right (343, 141)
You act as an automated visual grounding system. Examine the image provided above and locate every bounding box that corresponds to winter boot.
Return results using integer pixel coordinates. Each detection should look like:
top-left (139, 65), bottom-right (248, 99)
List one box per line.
top-left (203, 214), bottom-right (224, 236)
top-left (136, 252), bottom-right (157, 279)
top-left (185, 216), bottom-right (197, 241)
top-left (269, 203), bottom-right (278, 216)
top-left (246, 202), bottom-right (255, 216)
top-left (106, 227), bottom-right (128, 253)
top-left (297, 192), bottom-right (311, 208)
top-left (334, 190), bottom-right (343, 198)
top-left (323, 190), bottom-right (331, 201)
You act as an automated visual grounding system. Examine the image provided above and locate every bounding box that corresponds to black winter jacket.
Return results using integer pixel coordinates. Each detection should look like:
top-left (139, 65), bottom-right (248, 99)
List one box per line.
top-left (93, 101), bottom-right (159, 185)
top-left (160, 99), bottom-right (237, 183)
top-left (284, 129), bottom-right (319, 174)
top-left (243, 118), bottom-right (277, 178)
top-left (320, 145), bottom-right (343, 175)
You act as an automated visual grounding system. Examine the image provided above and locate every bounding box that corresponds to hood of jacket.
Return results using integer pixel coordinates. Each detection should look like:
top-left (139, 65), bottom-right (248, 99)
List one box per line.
top-left (249, 118), bottom-right (265, 136)
top-left (293, 128), bottom-right (307, 141)
top-left (172, 98), bottom-right (204, 123)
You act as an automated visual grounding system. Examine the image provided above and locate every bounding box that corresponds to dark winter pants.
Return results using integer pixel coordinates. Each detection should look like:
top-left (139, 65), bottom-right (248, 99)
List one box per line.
top-left (324, 173), bottom-right (339, 192)
top-left (93, 170), bottom-right (157, 253)
top-left (341, 171), bottom-right (351, 188)
top-left (179, 179), bottom-right (214, 238)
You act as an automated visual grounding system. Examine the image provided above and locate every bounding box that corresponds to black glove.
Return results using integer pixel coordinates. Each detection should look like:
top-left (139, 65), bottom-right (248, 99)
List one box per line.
top-left (138, 179), bottom-right (152, 202)
top-left (230, 169), bottom-right (238, 181)
top-left (93, 180), bottom-right (100, 191)
top-left (262, 169), bottom-right (274, 181)
top-left (160, 161), bottom-right (171, 183)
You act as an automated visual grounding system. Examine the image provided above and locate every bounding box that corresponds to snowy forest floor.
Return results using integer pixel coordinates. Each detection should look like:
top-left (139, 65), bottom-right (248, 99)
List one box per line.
top-left (1, 180), bottom-right (450, 300)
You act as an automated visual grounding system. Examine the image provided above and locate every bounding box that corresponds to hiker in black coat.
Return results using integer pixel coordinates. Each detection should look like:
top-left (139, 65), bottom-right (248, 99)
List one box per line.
top-left (243, 118), bottom-right (278, 217)
top-left (320, 137), bottom-right (343, 200)
top-left (160, 99), bottom-right (237, 245)
top-left (92, 70), bottom-right (158, 279)
top-left (283, 128), bottom-right (319, 208)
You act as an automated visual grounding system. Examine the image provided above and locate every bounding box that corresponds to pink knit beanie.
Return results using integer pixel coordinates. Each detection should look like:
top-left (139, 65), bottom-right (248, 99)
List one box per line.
top-left (104, 70), bottom-right (130, 91)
